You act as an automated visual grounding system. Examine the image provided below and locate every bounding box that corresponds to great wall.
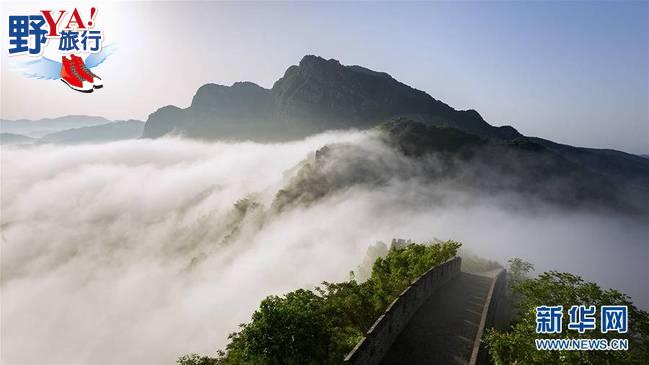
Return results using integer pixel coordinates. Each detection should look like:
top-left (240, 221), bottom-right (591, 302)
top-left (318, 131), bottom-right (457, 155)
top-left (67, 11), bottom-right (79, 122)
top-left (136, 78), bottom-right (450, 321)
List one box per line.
top-left (344, 242), bottom-right (509, 365)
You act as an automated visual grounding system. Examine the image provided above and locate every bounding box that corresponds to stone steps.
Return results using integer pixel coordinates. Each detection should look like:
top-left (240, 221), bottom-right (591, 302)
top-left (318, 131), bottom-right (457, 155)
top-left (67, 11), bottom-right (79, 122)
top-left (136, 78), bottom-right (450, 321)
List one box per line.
top-left (380, 272), bottom-right (495, 365)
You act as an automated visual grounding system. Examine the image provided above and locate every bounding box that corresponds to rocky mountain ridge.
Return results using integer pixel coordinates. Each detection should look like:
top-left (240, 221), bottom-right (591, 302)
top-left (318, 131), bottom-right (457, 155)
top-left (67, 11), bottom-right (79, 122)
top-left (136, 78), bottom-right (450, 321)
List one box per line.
top-left (141, 55), bottom-right (649, 188)
top-left (142, 55), bottom-right (520, 141)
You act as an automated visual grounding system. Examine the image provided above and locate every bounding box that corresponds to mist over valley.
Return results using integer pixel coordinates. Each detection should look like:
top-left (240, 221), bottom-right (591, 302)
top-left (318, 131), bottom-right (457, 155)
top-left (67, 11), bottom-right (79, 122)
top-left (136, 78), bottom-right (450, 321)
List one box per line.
top-left (1, 55), bottom-right (648, 364)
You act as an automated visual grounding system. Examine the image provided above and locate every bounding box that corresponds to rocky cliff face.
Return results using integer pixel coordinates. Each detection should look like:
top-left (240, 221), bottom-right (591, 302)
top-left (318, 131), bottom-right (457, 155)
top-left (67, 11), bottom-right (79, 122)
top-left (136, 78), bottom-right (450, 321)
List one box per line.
top-left (141, 55), bottom-right (649, 188)
top-left (142, 55), bottom-right (520, 141)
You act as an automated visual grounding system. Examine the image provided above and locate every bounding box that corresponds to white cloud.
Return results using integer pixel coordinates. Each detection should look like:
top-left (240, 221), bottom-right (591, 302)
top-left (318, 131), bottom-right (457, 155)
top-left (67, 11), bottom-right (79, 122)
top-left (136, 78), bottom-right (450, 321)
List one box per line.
top-left (1, 133), bottom-right (647, 364)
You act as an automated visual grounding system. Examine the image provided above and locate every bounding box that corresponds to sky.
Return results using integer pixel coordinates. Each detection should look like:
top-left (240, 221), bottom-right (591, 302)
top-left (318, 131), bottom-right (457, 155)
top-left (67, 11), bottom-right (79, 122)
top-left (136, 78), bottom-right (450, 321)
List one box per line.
top-left (0, 1), bottom-right (647, 154)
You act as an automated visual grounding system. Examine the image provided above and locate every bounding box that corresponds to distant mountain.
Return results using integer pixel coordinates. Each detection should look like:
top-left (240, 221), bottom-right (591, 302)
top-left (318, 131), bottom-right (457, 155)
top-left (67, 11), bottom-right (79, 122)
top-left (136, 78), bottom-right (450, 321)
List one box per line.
top-left (40, 120), bottom-right (144, 144)
top-left (0, 133), bottom-right (36, 145)
top-left (142, 55), bottom-right (649, 188)
top-left (527, 137), bottom-right (649, 188)
top-left (143, 55), bottom-right (519, 141)
top-left (273, 119), bottom-right (647, 215)
top-left (0, 115), bottom-right (112, 137)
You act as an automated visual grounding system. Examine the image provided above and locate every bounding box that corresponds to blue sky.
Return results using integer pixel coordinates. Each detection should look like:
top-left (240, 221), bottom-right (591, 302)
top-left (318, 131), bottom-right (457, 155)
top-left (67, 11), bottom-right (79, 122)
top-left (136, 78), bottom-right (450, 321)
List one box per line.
top-left (1, 1), bottom-right (647, 153)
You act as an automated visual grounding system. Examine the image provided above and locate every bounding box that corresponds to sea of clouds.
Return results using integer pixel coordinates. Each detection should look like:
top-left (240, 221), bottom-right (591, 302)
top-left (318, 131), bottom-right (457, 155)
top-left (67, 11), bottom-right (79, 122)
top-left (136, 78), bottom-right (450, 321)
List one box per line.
top-left (1, 133), bottom-right (647, 364)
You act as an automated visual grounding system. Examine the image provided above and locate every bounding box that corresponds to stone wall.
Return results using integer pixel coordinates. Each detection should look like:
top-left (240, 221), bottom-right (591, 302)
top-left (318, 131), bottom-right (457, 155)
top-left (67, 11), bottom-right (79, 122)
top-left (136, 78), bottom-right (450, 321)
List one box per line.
top-left (470, 269), bottom-right (508, 365)
top-left (343, 257), bottom-right (462, 365)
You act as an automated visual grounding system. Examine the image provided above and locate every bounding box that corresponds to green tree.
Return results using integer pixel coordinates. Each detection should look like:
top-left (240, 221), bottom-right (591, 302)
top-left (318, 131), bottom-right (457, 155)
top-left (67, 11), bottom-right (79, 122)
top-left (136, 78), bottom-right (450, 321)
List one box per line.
top-left (484, 271), bottom-right (649, 365)
top-left (177, 354), bottom-right (218, 365)
top-left (507, 257), bottom-right (534, 285)
top-left (369, 240), bottom-right (461, 308)
top-left (179, 240), bottom-right (461, 365)
top-left (230, 289), bottom-right (334, 364)
top-left (353, 241), bottom-right (389, 281)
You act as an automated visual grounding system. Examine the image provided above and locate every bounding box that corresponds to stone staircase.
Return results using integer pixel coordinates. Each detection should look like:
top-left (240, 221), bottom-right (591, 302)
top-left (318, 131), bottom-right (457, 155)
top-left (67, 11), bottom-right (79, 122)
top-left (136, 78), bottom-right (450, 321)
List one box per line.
top-left (344, 262), bottom-right (507, 365)
top-left (380, 271), bottom-right (497, 364)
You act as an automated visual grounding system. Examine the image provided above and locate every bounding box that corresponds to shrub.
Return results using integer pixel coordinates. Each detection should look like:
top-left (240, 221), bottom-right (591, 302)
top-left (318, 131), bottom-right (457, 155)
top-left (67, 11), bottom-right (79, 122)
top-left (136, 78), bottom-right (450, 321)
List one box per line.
top-left (484, 270), bottom-right (649, 365)
top-left (179, 240), bottom-right (461, 364)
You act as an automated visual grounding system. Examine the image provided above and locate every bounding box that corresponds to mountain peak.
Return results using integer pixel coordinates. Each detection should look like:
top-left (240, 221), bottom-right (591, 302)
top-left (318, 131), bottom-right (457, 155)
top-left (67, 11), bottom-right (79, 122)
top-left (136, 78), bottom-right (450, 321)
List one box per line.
top-left (297, 55), bottom-right (394, 80)
top-left (146, 55), bottom-right (521, 141)
top-left (299, 55), bottom-right (341, 67)
top-left (231, 81), bottom-right (265, 89)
